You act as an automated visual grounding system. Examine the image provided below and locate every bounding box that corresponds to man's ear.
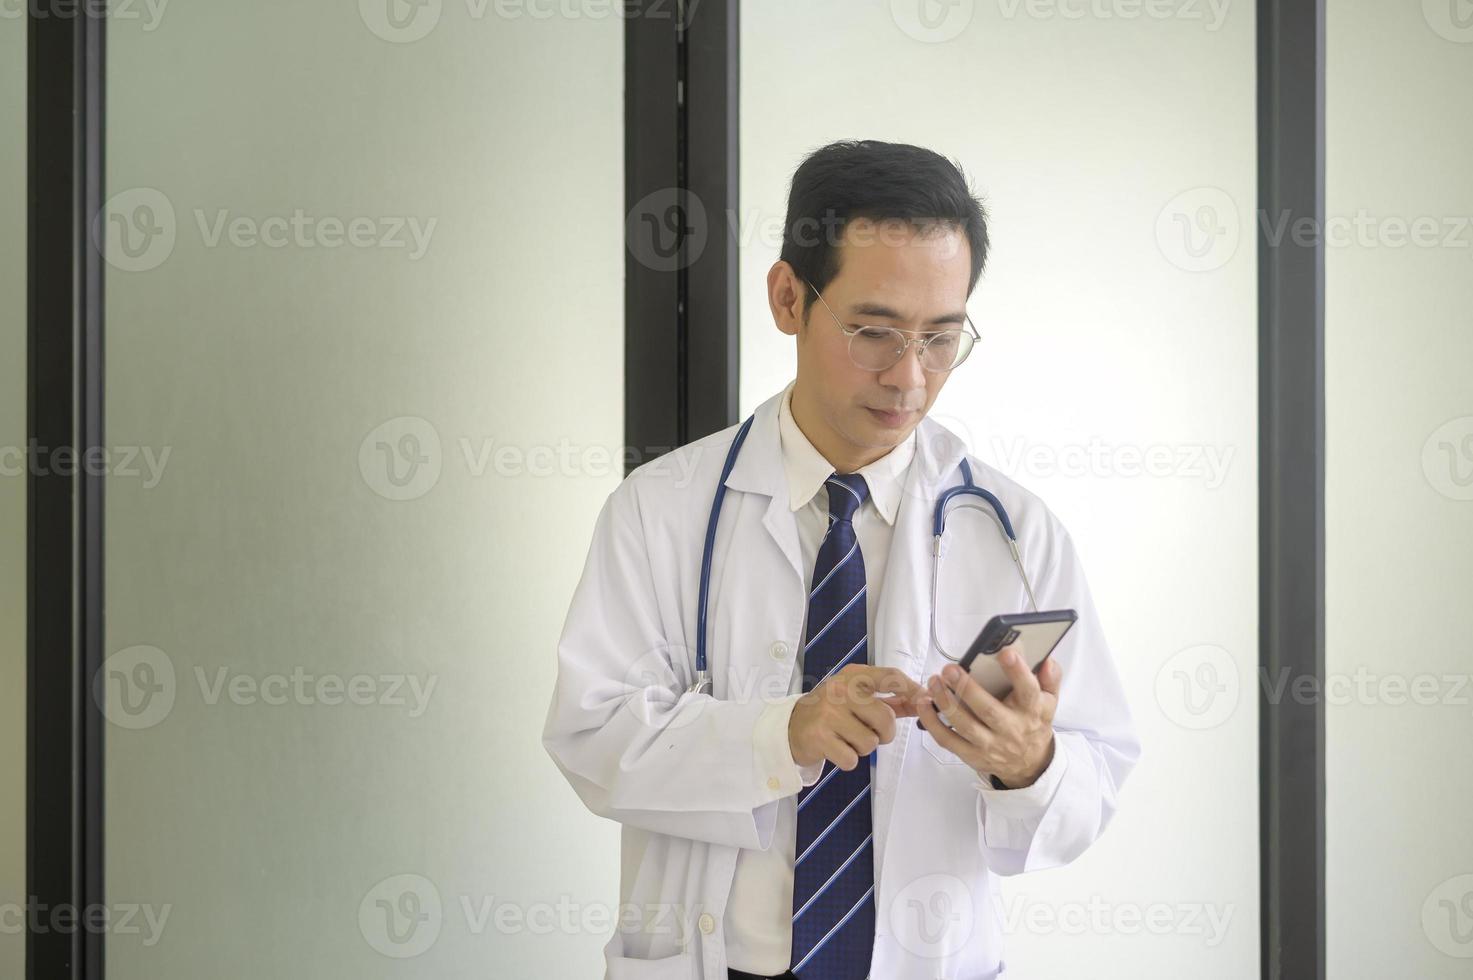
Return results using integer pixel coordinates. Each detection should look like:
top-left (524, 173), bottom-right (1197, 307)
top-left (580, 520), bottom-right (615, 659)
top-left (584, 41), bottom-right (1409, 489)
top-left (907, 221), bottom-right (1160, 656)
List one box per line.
top-left (768, 261), bottom-right (805, 338)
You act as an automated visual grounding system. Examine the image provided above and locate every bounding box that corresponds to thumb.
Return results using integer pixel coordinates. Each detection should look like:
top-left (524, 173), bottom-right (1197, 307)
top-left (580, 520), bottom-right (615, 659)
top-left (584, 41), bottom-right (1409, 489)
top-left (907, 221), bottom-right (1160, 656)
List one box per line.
top-left (878, 693), bottom-right (921, 719)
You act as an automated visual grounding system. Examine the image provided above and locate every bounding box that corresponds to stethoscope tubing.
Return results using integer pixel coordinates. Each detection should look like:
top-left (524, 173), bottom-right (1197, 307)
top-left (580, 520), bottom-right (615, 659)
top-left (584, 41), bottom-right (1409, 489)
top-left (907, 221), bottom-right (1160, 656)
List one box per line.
top-left (690, 413), bottom-right (1037, 693)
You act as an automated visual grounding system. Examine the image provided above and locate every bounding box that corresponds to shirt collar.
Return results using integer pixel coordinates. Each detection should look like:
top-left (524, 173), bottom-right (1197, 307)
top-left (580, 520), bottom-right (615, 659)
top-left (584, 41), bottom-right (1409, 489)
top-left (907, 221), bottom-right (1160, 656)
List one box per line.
top-left (776, 379), bottom-right (916, 526)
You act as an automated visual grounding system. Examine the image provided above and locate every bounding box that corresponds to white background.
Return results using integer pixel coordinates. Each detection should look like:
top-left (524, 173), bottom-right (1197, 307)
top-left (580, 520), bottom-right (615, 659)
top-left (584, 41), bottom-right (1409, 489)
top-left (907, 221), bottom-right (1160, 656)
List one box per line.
top-left (740, 3), bottom-right (1258, 977)
top-left (3, 0), bottom-right (1470, 977)
top-left (1325, 1), bottom-right (1473, 975)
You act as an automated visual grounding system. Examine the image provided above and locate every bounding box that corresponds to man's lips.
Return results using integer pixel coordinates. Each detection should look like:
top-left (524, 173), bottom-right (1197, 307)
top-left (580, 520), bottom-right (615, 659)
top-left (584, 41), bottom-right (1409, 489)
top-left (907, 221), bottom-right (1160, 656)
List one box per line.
top-left (867, 406), bottom-right (914, 426)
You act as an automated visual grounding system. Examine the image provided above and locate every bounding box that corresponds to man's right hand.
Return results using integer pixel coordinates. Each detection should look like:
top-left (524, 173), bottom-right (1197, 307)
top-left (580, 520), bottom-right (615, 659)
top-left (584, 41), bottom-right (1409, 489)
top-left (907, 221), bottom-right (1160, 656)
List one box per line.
top-left (787, 665), bottom-right (924, 770)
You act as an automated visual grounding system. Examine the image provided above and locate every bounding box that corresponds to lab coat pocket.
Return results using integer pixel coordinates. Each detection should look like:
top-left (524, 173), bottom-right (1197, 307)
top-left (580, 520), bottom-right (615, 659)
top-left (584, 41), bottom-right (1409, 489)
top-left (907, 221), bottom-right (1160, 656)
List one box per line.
top-left (917, 723), bottom-right (970, 766)
top-left (605, 950), bottom-right (694, 980)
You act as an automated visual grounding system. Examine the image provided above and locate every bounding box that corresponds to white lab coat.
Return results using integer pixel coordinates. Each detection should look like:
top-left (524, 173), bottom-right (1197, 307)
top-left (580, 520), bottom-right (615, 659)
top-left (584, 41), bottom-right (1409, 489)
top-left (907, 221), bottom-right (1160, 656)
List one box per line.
top-left (543, 387), bottom-right (1140, 980)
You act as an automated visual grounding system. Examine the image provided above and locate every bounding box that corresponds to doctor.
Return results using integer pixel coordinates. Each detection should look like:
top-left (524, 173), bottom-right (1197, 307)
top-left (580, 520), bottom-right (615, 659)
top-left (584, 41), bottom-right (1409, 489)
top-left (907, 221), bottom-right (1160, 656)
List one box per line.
top-left (544, 139), bottom-right (1139, 980)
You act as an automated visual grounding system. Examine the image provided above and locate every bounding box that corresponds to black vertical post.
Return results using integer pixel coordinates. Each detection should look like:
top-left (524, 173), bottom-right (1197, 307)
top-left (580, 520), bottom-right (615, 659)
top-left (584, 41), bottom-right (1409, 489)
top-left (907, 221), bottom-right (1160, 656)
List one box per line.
top-left (1257, 0), bottom-right (1325, 975)
top-left (625, 0), bottom-right (681, 468)
top-left (682, 0), bottom-right (740, 442)
top-left (625, 0), bottom-right (739, 473)
top-left (28, 5), bottom-right (106, 980)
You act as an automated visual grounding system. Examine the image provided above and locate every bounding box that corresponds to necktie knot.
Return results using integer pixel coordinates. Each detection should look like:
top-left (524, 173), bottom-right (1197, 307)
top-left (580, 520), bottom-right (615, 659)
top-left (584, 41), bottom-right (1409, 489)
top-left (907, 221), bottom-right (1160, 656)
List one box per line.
top-left (824, 473), bottom-right (869, 524)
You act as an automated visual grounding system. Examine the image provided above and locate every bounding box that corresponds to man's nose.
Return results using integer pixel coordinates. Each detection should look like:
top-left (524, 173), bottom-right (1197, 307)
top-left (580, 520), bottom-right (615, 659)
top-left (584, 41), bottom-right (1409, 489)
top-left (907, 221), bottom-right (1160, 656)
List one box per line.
top-left (877, 340), bottom-right (927, 392)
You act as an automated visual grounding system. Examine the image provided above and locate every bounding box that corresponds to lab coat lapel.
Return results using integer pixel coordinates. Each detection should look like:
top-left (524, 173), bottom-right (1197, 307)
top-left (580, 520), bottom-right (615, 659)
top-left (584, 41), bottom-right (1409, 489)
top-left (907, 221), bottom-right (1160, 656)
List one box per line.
top-left (871, 413), bottom-right (968, 878)
top-left (721, 389), bottom-right (804, 585)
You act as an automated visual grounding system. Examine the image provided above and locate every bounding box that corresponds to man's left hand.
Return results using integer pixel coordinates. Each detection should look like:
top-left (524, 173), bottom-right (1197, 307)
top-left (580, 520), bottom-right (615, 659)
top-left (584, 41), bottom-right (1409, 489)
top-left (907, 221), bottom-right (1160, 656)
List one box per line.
top-left (914, 643), bottom-right (1062, 788)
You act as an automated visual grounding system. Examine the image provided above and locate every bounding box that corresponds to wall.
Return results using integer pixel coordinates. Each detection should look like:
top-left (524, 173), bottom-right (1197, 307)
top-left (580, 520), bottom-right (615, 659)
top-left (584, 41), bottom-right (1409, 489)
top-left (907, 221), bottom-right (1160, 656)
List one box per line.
top-left (103, 4), bottom-right (623, 975)
top-left (741, 3), bottom-right (1259, 975)
top-left (1325, 0), bottom-right (1473, 974)
top-left (0, 12), bottom-right (27, 979)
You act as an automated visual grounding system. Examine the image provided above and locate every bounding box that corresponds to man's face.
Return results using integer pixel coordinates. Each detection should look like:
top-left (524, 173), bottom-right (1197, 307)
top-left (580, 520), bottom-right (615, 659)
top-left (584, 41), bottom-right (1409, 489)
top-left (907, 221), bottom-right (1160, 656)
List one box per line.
top-left (771, 218), bottom-right (972, 465)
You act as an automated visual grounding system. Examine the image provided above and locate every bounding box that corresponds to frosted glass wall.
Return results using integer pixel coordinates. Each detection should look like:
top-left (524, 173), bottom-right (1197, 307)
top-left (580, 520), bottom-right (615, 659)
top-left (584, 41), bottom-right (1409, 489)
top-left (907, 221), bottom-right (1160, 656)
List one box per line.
top-left (0, 14), bottom-right (25, 979)
top-left (741, 5), bottom-right (1258, 977)
top-left (103, 5), bottom-right (622, 976)
top-left (1326, 2), bottom-right (1473, 975)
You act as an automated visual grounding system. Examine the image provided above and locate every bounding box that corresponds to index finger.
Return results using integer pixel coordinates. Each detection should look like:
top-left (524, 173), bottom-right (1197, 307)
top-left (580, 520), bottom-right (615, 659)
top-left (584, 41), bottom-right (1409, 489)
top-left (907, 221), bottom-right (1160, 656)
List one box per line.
top-left (848, 665), bottom-right (924, 703)
top-left (945, 666), bottom-right (1009, 730)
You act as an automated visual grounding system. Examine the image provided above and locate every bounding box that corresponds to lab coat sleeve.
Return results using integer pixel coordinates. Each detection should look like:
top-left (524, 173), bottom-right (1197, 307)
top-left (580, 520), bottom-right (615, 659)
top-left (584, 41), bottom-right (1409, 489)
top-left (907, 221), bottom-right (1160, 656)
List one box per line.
top-left (972, 517), bottom-right (1141, 876)
top-left (754, 695), bottom-right (827, 796)
top-left (541, 478), bottom-right (801, 851)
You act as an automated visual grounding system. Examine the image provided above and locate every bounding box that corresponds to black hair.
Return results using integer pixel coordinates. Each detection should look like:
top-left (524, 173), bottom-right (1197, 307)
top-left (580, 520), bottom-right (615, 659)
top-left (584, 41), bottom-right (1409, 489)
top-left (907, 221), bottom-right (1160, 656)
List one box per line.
top-left (778, 139), bottom-right (991, 321)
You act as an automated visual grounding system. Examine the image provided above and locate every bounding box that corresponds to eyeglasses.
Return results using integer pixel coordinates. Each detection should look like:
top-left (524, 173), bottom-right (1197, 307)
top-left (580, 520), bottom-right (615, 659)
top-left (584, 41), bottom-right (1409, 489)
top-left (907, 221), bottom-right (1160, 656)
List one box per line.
top-left (804, 278), bottom-right (979, 373)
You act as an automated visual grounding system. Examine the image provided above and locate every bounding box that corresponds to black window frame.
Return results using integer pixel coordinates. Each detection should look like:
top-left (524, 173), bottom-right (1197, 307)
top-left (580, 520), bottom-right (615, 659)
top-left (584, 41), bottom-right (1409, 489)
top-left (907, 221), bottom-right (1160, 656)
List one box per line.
top-left (25, 0), bottom-right (1326, 973)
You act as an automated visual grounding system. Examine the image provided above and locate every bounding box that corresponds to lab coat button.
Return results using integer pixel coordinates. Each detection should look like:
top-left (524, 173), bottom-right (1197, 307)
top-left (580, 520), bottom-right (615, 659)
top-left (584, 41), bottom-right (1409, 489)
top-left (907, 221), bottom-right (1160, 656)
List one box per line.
top-left (767, 776), bottom-right (781, 791)
top-left (770, 641), bottom-right (789, 660)
top-left (698, 913), bottom-right (715, 935)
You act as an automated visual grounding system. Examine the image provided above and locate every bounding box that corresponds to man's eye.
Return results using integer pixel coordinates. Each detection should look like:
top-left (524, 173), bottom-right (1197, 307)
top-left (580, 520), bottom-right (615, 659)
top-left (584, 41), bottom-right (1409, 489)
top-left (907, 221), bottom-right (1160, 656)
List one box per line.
top-left (854, 327), bottom-right (893, 342)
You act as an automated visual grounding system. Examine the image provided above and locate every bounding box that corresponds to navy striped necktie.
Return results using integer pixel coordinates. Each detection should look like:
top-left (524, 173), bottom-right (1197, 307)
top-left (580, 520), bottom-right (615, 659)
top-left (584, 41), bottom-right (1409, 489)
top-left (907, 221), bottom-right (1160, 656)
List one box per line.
top-left (790, 472), bottom-right (874, 978)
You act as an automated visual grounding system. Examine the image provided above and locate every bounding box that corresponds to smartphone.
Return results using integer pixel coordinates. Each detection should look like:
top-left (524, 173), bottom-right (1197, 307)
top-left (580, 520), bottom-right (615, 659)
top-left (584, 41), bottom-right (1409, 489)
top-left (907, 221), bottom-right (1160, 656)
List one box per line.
top-left (953, 609), bottom-right (1077, 700)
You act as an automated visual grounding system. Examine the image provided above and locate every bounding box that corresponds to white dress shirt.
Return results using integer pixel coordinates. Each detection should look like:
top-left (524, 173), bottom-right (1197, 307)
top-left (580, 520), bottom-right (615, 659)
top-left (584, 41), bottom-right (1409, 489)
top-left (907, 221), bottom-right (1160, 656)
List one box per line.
top-left (723, 379), bottom-right (918, 975)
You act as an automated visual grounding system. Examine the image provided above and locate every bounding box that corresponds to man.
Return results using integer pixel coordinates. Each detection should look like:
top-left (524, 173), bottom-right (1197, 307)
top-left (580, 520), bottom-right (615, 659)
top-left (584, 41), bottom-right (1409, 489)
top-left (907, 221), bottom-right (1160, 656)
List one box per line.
top-left (543, 139), bottom-right (1140, 979)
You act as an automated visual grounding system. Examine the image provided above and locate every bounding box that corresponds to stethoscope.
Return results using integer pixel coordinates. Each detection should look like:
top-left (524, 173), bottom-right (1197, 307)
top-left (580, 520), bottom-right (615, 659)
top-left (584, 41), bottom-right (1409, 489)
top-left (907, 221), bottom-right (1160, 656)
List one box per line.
top-left (687, 413), bottom-right (1039, 695)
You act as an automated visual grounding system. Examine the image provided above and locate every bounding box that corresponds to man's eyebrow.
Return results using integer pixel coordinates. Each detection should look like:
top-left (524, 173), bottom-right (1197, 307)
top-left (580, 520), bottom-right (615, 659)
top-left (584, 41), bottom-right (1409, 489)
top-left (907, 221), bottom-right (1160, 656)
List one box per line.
top-left (847, 301), bottom-right (967, 326)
